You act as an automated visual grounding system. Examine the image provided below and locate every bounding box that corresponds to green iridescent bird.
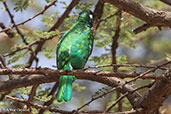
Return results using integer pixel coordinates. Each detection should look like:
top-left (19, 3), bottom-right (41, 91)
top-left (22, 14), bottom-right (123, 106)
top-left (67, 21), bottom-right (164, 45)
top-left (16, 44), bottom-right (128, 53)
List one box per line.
top-left (56, 10), bottom-right (94, 102)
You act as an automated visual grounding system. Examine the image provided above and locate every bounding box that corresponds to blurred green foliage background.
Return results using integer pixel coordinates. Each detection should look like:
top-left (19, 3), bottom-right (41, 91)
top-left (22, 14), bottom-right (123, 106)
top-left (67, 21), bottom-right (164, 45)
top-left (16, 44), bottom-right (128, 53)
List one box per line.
top-left (0, 0), bottom-right (171, 113)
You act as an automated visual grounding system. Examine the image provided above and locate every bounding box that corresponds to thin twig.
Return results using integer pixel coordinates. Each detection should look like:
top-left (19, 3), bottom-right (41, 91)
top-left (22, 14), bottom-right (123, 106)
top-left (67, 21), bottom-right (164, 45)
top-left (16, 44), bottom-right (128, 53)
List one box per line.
top-left (104, 0), bottom-right (171, 28)
top-left (3, 1), bottom-right (39, 68)
top-left (3, 1), bottom-right (28, 45)
top-left (25, 0), bottom-right (75, 67)
top-left (99, 11), bottom-right (119, 23)
top-left (38, 94), bottom-right (57, 114)
top-left (0, 55), bottom-right (15, 80)
top-left (102, 82), bottom-right (154, 114)
top-left (80, 110), bottom-right (137, 114)
top-left (28, 85), bottom-right (39, 100)
top-left (124, 61), bottom-right (171, 84)
top-left (0, 0), bottom-right (57, 34)
top-left (93, 11), bottom-right (119, 33)
top-left (5, 95), bottom-right (72, 114)
top-left (0, 55), bottom-right (14, 100)
top-left (48, 0), bottom-right (80, 31)
top-left (73, 61), bottom-right (170, 113)
top-left (79, 58), bottom-right (166, 114)
top-left (0, 22), bottom-right (13, 38)
top-left (3, 32), bottom-right (63, 57)
top-left (85, 64), bottom-right (167, 70)
top-left (38, 82), bottom-right (59, 114)
top-left (73, 87), bottom-right (118, 114)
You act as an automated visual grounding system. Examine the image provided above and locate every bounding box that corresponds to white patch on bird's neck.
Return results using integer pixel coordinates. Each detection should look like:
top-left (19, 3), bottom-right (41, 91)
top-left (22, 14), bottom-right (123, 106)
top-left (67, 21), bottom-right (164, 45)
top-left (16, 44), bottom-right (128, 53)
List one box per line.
top-left (89, 14), bottom-right (93, 19)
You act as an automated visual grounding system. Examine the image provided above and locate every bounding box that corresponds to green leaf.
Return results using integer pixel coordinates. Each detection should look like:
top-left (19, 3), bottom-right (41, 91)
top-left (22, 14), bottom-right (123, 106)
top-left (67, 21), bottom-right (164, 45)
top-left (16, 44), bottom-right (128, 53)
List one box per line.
top-left (12, 64), bottom-right (25, 68)
top-left (8, 50), bottom-right (28, 64)
top-left (0, 0), bottom-right (5, 2)
top-left (42, 47), bottom-right (55, 59)
top-left (45, 0), bottom-right (53, 3)
top-left (75, 3), bottom-right (93, 10)
top-left (35, 87), bottom-right (52, 102)
top-left (73, 83), bottom-right (86, 92)
top-left (165, 53), bottom-right (171, 61)
top-left (41, 15), bottom-right (56, 28)
top-left (0, 7), bottom-right (5, 11)
top-left (13, 0), bottom-right (30, 12)
top-left (117, 55), bottom-right (134, 71)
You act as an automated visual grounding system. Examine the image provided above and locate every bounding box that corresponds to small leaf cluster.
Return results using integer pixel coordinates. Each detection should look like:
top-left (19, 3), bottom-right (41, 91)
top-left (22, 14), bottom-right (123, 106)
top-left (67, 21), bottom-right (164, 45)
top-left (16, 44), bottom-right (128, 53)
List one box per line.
top-left (13, 0), bottom-right (30, 12)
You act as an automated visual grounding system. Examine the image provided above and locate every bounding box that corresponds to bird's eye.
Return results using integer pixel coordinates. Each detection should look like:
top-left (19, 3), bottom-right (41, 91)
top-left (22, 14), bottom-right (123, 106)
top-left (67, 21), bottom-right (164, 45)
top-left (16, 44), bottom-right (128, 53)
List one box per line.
top-left (89, 14), bottom-right (93, 19)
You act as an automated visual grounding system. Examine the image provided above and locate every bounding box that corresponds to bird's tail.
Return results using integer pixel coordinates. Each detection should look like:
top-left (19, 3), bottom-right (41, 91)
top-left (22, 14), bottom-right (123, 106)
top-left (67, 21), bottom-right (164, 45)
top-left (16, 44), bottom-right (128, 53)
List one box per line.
top-left (57, 75), bottom-right (75, 102)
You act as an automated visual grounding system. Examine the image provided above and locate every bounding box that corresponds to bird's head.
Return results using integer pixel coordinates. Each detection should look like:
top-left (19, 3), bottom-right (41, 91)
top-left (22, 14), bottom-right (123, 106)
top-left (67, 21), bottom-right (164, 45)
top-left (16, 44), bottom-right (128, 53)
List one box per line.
top-left (78, 10), bottom-right (94, 26)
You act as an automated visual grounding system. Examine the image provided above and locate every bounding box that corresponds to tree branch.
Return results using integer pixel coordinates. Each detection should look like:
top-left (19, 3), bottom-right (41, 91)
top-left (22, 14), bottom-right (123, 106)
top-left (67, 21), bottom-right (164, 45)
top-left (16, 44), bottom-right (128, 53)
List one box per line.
top-left (1, 61), bottom-right (169, 113)
top-left (112, 10), bottom-right (122, 71)
top-left (5, 95), bottom-right (72, 114)
top-left (74, 86), bottom-right (119, 113)
top-left (93, 0), bottom-right (104, 33)
top-left (133, 23), bottom-right (154, 34)
top-left (1, 61), bottom-right (169, 110)
top-left (0, 22), bottom-right (13, 38)
top-left (5, 95), bottom-right (138, 114)
top-left (2, 31), bottom-right (63, 57)
top-left (38, 82), bottom-right (58, 114)
top-left (102, 82), bottom-right (154, 114)
top-left (0, 0), bottom-right (57, 33)
top-left (111, 9), bottom-right (122, 111)
top-left (0, 67), bottom-right (144, 106)
top-left (48, 0), bottom-right (80, 31)
top-left (80, 110), bottom-right (137, 114)
top-left (160, 0), bottom-right (171, 6)
top-left (86, 64), bottom-right (167, 71)
top-left (3, 1), bottom-right (28, 44)
top-left (136, 68), bottom-right (171, 114)
top-left (0, 68), bottom-right (165, 81)
top-left (103, 0), bottom-right (171, 28)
